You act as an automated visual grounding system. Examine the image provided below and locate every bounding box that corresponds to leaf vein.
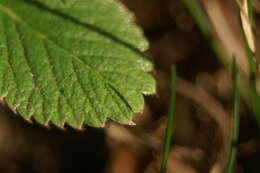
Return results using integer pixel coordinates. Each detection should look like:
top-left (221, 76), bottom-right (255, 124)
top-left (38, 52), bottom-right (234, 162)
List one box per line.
top-left (71, 60), bottom-right (104, 124)
top-left (15, 22), bottom-right (46, 121)
top-left (3, 18), bottom-right (19, 107)
top-left (43, 40), bottom-right (78, 125)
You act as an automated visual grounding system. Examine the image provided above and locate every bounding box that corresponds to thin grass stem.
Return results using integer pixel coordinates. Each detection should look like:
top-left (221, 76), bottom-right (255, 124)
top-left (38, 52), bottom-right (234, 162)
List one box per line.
top-left (160, 66), bottom-right (177, 173)
top-left (224, 59), bottom-right (240, 173)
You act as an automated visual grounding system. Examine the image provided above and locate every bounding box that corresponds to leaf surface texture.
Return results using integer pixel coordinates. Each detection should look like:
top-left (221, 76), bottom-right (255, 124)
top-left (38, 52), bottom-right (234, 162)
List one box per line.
top-left (0, 0), bottom-right (155, 127)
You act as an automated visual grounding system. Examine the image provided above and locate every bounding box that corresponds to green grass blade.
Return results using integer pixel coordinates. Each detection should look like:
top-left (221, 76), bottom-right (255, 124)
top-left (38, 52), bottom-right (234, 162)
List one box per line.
top-left (236, 0), bottom-right (257, 82)
top-left (225, 58), bottom-right (240, 173)
top-left (160, 66), bottom-right (177, 173)
top-left (236, 0), bottom-right (260, 126)
top-left (181, 0), bottom-right (227, 67)
top-left (181, 0), bottom-right (210, 37)
top-left (247, 0), bottom-right (254, 24)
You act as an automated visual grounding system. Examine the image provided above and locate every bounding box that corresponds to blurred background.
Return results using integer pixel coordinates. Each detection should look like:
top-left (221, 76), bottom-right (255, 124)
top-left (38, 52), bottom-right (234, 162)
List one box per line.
top-left (0, 0), bottom-right (260, 172)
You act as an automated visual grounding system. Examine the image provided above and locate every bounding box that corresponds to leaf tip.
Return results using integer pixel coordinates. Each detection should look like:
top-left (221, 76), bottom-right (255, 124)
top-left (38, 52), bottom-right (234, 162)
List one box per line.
top-left (23, 116), bottom-right (33, 124)
top-left (128, 120), bottom-right (136, 126)
top-left (56, 122), bottom-right (66, 130)
top-left (75, 126), bottom-right (85, 131)
top-left (43, 122), bottom-right (51, 129)
top-left (11, 106), bottom-right (18, 114)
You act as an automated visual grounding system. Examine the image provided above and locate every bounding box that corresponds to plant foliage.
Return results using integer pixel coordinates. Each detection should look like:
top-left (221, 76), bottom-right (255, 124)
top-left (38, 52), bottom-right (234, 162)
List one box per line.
top-left (0, 0), bottom-right (155, 128)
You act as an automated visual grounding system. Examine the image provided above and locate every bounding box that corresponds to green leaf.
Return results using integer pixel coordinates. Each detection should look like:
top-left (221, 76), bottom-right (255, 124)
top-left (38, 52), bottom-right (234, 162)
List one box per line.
top-left (0, 0), bottom-right (155, 128)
